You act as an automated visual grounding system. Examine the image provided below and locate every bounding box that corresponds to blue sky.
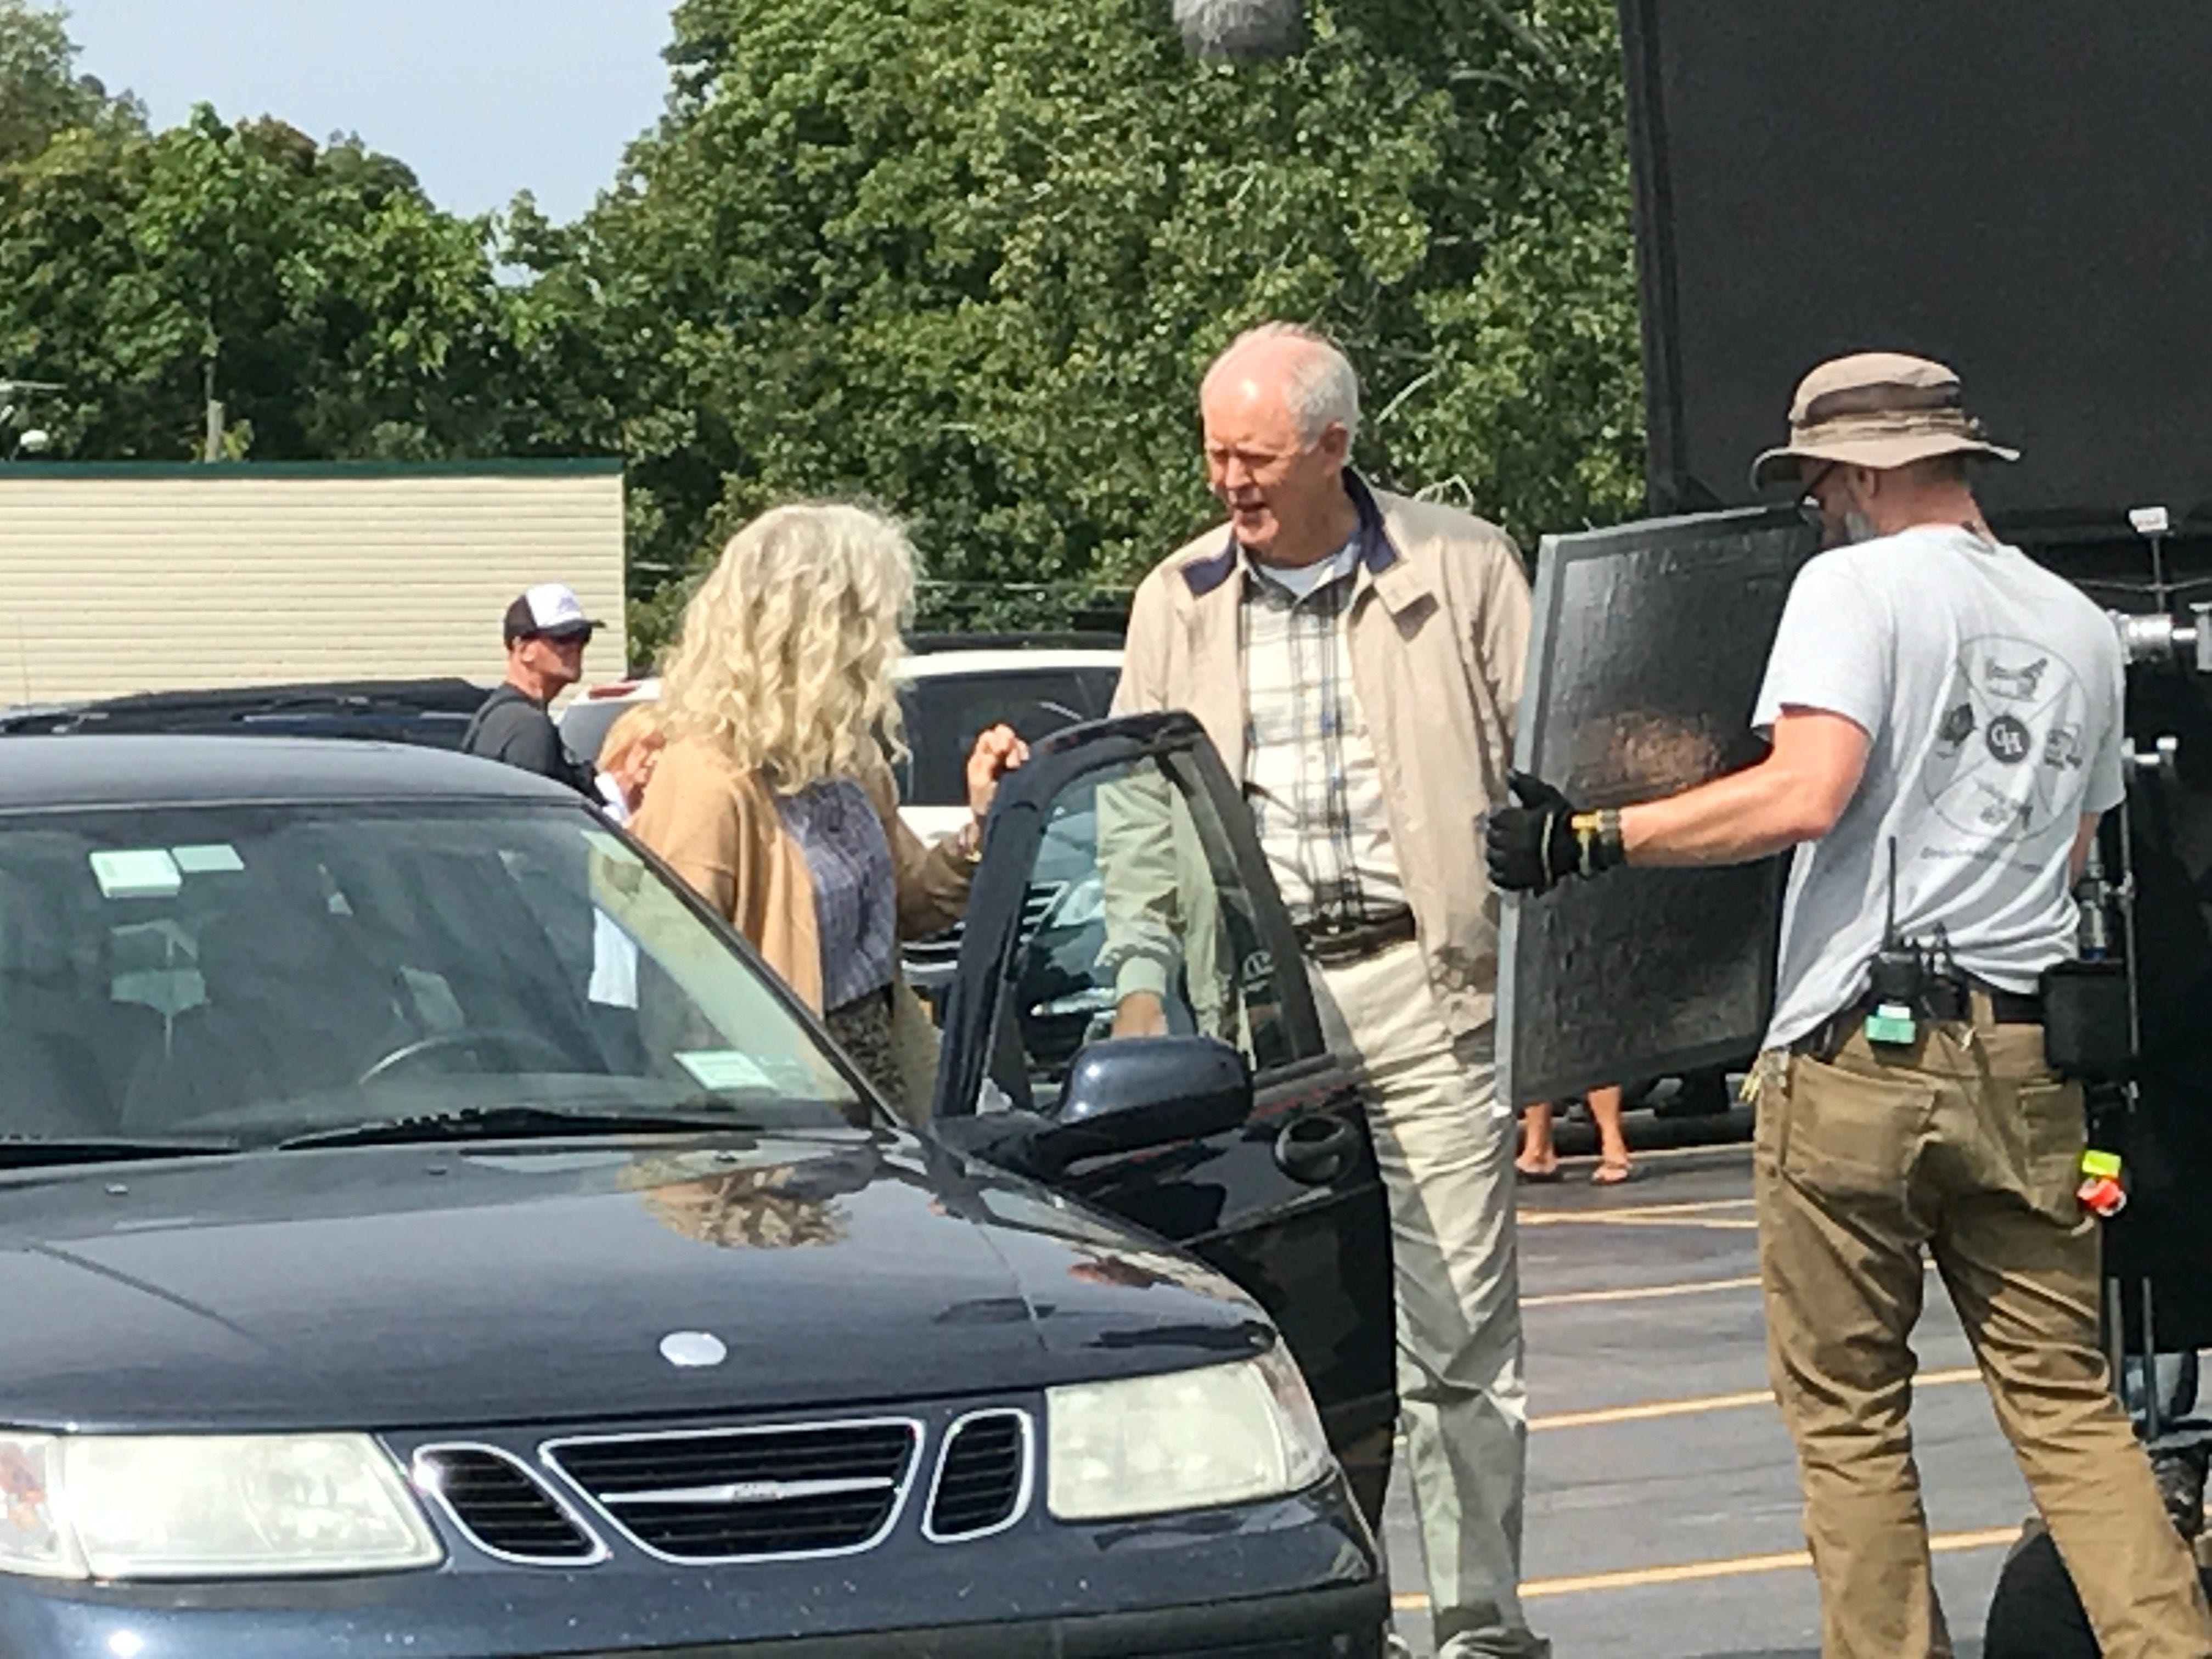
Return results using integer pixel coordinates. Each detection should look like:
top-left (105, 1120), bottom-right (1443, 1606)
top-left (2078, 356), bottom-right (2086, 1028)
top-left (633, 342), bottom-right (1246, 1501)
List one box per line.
top-left (63, 0), bottom-right (677, 223)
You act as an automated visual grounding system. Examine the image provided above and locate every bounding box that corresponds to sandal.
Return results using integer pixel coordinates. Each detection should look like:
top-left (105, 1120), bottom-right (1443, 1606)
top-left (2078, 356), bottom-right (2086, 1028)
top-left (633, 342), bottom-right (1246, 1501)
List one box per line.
top-left (1591, 1160), bottom-right (1640, 1186)
top-left (1516, 1161), bottom-right (1566, 1184)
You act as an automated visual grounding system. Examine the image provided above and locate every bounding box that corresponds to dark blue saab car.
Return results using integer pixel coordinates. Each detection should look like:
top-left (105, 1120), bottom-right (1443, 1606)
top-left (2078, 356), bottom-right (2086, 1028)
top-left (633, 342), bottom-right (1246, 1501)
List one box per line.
top-left (0, 717), bottom-right (1394, 1657)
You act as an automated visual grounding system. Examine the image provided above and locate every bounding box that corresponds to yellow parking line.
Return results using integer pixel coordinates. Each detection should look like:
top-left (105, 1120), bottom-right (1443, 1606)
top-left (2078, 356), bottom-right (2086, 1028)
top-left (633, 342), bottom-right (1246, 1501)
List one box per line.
top-left (1527, 1197), bottom-right (1756, 1218)
top-left (1388, 1526), bottom-right (2017, 1611)
top-left (1522, 1274), bottom-right (1763, 1309)
top-left (1531, 1366), bottom-right (1979, 1432)
top-left (1522, 1212), bottom-right (1760, 1231)
top-left (1519, 1197), bottom-right (1758, 1233)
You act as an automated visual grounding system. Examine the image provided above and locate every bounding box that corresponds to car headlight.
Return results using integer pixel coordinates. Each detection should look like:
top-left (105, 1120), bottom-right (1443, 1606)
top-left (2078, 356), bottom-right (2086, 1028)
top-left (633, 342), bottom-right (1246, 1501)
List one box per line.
top-left (0, 1432), bottom-right (441, 1579)
top-left (1045, 1345), bottom-right (1334, 1521)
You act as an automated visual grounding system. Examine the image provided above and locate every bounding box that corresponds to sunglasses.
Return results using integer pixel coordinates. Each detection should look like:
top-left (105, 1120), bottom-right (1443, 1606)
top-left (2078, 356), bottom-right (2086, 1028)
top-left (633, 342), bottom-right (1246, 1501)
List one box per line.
top-left (1799, 461), bottom-right (1839, 503)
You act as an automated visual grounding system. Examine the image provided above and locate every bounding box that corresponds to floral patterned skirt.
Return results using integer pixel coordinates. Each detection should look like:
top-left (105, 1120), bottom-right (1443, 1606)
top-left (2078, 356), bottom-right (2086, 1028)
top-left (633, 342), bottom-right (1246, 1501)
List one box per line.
top-left (824, 987), bottom-right (900, 1104)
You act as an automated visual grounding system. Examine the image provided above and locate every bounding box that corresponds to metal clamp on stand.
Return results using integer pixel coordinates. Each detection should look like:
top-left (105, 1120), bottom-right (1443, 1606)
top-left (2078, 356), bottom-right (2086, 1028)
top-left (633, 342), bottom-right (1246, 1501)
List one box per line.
top-left (2057, 831), bottom-right (2138, 1219)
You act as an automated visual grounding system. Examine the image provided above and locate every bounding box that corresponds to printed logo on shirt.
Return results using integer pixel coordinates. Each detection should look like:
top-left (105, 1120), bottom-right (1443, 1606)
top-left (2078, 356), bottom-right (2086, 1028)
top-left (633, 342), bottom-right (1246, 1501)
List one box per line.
top-left (1922, 636), bottom-right (2093, 843)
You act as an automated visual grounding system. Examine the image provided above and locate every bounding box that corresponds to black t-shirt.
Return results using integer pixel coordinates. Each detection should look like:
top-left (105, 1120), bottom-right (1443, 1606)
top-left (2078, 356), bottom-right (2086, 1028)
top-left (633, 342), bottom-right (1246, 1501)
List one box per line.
top-left (461, 685), bottom-right (593, 795)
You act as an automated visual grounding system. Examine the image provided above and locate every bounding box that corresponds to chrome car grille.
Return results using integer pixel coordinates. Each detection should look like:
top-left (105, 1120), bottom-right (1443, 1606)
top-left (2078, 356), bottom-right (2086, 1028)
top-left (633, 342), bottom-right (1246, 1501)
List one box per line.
top-left (545, 1418), bottom-right (924, 1562)
top-left (413, 1444), bottom-right (605, 1565)
top-left (903, 883), bottom-right (1068, 987)
top-left (924, 1409), bottom-right (1033, 1542)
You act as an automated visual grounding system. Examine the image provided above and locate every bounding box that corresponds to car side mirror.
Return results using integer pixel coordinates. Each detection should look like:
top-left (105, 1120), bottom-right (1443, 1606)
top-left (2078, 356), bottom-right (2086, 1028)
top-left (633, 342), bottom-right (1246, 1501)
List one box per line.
top-left (1040, 1036), bottom-right (1252, 1173)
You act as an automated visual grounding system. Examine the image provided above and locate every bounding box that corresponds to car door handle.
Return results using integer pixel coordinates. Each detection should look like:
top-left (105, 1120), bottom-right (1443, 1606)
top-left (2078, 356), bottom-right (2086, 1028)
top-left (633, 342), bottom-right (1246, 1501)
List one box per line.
top-left (1274, 1113), bottom-right (1357, 1185)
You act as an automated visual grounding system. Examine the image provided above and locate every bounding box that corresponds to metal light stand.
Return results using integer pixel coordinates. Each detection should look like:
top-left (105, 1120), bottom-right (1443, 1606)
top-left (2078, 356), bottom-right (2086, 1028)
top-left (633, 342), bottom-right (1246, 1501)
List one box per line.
top-left (2103, 504), bottom-right (2209, 1455)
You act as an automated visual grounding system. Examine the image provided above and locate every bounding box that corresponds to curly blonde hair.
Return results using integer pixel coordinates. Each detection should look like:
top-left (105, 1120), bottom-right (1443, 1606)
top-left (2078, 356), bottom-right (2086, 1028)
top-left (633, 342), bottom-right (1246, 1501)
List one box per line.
top-left (657, 503), bottom-right (914, 792)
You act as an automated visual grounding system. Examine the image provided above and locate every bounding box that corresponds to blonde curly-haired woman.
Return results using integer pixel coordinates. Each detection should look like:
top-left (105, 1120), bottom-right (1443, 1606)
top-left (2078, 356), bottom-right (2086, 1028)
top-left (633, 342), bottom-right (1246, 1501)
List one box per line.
top-left (632, 503), bottom-right (1023, 1113)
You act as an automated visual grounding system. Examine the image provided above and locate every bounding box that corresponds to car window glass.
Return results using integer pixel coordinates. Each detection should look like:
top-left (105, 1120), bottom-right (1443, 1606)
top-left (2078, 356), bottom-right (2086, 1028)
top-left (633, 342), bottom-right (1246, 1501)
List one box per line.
top-left (986, 751), bottom-right (1312, 1114)
top-left (558, 698), bottom-right (630, 767)
top-left (0, 806), bottom-right (862, 1148)
top-left (896, 667), bottom-right (1121, 806)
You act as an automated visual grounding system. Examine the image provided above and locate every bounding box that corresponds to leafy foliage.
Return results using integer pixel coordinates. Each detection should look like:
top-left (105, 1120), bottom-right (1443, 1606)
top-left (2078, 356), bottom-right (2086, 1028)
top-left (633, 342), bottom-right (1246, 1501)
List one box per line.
top-left (0, 0), bottom-right (119, 164)
top-left (0, 102), bottom-right (556, 462)
top-left (1, 0), bottom-right (1646, 650)
top-left (569, 0), bottom-right (1644, 642)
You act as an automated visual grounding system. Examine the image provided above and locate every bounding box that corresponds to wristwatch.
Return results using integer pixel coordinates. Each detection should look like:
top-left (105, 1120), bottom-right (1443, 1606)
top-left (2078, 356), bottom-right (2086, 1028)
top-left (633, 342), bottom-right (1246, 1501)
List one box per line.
top-left (954, 819), bottom-right (984, 867)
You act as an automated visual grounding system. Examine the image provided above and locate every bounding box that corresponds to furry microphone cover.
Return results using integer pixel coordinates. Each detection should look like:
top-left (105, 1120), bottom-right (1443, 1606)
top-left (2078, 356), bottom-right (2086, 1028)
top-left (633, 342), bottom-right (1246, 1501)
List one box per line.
top-left (1171, 0), bottom-right (1306, 59)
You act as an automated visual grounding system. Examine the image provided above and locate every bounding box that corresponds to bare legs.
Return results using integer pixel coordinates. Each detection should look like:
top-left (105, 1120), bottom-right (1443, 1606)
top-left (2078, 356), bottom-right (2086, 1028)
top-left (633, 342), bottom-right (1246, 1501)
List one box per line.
top-left (1516, 1087), bottom-right (1631, 1184)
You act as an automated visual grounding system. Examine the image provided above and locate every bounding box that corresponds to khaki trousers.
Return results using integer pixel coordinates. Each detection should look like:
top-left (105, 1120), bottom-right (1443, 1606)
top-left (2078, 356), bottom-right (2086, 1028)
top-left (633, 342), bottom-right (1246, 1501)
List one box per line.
top-left (1314, 942), bottom-right (1547, 1659)
top-left (1756, 1005), bottom-right (2212, 1659)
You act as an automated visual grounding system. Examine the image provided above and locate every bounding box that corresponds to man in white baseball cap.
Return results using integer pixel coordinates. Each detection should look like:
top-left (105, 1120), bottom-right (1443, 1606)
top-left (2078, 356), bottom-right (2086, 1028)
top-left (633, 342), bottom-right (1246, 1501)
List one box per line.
top-left (460, 583), bottom-right (601, 792)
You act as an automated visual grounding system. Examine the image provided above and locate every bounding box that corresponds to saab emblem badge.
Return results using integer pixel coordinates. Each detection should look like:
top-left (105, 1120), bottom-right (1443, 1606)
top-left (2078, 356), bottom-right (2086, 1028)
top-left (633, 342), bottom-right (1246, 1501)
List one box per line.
top-left (660, 1330), bottom-right (728, 1368)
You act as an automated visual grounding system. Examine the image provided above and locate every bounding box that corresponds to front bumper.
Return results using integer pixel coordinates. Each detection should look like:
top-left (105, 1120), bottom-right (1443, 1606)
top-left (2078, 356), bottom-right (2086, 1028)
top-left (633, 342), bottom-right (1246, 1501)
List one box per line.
top-left (515, 1582), bottom-right (1386, 1656)
top-left (0, 1481), bottom-right (1382, 1658)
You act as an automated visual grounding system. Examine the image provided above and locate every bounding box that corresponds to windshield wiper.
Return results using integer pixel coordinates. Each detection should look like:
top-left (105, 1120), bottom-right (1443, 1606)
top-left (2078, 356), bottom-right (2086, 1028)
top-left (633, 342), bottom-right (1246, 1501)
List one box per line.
top-left (0, 1137), bottom-right (243, 1169)
top-left (275, 1104), bottom-right (753, 1152)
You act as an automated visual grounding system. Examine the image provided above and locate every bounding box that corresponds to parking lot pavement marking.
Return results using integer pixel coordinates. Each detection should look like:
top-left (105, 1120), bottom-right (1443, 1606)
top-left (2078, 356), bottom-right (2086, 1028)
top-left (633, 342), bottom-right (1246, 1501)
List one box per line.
top-left (1521, 1274), bottom-right (1764, 1309)
top-left (1525, 1197), bottom-right (1756, 1218)
top-left (1530, 1366), bottom-right (1980, 1432)
top-left (1387, 1527), bottom-right (2018, 1611)
top-left (1521, 1211), bottom-right (1761, 1231)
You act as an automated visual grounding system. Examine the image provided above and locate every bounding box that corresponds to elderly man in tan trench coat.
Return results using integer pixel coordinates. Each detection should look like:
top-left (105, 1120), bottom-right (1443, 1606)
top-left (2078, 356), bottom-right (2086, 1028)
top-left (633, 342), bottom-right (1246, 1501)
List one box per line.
top-left (1104, 322), bottom-right (1542, 1659)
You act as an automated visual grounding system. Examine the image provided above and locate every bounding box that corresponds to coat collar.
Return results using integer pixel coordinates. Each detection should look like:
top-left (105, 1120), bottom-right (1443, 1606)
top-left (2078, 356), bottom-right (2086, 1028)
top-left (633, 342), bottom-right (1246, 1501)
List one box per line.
top-left (1179, 471), bottom-right (1426, 614)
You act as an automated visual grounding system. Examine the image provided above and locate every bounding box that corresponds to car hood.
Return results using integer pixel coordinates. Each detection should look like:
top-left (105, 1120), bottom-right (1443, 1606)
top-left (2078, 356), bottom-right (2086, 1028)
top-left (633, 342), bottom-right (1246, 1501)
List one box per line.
top-left (0, 1129), bottom-right (1271, 1432)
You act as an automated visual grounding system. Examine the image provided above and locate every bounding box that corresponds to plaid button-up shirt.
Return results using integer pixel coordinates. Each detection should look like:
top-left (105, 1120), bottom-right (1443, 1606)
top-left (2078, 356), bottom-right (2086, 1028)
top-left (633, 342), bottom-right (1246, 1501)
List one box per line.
top-left (1240, 541), bottom-right (1405, 930)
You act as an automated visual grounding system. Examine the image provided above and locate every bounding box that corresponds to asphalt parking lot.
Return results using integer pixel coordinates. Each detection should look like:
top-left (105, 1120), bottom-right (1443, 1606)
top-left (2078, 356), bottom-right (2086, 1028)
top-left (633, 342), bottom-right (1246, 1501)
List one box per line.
top-left (1380, 1113), bottom-right (2029, 1658)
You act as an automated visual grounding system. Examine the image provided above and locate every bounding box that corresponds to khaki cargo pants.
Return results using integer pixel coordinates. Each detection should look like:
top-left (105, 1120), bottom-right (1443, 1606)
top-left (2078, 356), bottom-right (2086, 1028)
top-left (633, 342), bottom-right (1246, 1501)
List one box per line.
top-left (1754, 1000), bottom-right (2212, 1658)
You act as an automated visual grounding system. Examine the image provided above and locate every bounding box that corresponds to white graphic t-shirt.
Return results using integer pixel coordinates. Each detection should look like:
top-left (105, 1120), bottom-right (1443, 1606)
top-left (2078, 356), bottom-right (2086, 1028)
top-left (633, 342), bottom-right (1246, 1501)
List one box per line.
top-left (1754, 524), bottom-right (2126, 1047)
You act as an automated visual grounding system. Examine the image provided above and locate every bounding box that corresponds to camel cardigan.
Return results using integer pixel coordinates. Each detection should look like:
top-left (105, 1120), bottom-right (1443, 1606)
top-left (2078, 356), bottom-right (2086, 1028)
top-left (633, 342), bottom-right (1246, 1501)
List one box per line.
top-left (632, 738), bottom-right (973, 1013)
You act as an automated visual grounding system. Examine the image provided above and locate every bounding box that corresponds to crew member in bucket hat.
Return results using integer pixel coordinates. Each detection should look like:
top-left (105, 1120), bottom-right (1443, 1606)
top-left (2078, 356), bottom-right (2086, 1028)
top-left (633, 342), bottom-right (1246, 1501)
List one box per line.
top-left (1488, 352), bottom-right (2212, 1657)
top-left (1749, 351), bottom-right (2018, 488)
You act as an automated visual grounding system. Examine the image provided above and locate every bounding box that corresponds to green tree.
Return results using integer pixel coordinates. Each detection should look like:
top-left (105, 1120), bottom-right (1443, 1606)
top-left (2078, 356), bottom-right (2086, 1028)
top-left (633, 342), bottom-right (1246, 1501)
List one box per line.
top-left (0, 95), bottom-right (565, 463)
top-left (574, 0), bottom-right (1643, 643)
top-left (0, 0), bottom-right (123, 164)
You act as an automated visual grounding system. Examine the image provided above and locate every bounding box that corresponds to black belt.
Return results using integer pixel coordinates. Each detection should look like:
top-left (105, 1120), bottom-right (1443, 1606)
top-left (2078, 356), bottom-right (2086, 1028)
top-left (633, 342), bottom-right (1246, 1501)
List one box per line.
top-left (1296, 909), bottom-right (1417, 967)
top-left (1794, 977), bottom-right (2043, 1059)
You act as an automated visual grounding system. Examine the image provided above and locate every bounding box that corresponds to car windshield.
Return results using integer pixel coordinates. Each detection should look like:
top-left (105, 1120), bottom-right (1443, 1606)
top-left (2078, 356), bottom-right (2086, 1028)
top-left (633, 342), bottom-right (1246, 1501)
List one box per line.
top-left (896, 667), bottom-right (1121, 806)
top-left (0, 802), bottom-right (864, 1152)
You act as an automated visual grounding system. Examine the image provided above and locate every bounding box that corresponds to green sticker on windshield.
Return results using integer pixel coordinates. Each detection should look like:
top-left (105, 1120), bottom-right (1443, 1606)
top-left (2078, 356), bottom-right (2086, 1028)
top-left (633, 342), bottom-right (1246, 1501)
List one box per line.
top-left (675, 1050), bottom-right (774, 1092)
top-left (89, 849), bottom-right (183, 899)
top-left (582, 829), bottom-right (643, 865)
top-left (172, 843), bottom-right (245, 874)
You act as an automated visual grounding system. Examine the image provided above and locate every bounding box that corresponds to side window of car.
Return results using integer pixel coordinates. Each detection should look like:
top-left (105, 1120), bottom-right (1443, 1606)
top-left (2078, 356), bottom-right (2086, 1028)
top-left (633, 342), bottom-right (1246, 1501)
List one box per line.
top-left (989, 751), bottom-right (1316, 1113)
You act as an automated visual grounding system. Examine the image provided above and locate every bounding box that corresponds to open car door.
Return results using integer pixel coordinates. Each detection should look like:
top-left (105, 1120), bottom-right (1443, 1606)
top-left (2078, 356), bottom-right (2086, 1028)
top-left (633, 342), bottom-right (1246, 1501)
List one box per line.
top-left (1500, 505), bottom-right (1822, 1106)
top-left (929, 711), bottom-right (1396, 1522)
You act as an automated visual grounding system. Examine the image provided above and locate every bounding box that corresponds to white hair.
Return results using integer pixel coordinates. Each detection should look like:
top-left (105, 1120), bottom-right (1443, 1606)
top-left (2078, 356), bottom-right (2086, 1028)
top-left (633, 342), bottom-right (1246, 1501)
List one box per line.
top-left (1201, 322), bottom-right (1361, 446)
top-left (1172, 0), bottom-right (1305, 59)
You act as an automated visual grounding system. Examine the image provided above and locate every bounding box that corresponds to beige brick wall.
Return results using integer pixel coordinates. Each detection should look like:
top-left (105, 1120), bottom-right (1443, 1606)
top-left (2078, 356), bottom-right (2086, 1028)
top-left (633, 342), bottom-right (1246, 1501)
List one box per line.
top-left (0, 463), bottom-right (626, 705)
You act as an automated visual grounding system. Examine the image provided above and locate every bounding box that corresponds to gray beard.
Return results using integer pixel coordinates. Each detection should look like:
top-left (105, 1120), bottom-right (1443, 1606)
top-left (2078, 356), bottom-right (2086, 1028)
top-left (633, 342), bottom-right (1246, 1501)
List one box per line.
top-left (1172, 0), bottom-right (1305, 58)
top-left (1843, 510), bottom-right (1882, 544)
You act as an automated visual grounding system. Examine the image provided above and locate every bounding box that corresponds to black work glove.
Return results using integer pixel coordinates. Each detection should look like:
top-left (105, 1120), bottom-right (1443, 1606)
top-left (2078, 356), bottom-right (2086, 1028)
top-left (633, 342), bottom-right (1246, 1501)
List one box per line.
top-left (1485, 772), bottom-right (1624, 896)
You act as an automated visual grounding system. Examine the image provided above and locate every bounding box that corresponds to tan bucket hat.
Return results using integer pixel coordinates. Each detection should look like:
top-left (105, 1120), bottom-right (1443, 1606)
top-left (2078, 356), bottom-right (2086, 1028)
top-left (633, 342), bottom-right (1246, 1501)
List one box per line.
top-left (1751, 351), bottom-right (2018, 490)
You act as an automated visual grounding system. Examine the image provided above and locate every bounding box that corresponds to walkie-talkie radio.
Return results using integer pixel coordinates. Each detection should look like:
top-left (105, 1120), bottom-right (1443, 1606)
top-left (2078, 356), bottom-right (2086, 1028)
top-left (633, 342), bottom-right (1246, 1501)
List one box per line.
top-left (1863, 840), bottom-right (1922, 1046)
top-left (1863, 840), bottom-right (1966, 1044)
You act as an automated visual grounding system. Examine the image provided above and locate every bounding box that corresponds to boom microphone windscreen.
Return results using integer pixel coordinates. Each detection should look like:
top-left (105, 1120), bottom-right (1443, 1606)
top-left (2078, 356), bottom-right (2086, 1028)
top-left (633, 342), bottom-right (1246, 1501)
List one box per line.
top-left (1173, 0), bottom-right (1305, 59)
